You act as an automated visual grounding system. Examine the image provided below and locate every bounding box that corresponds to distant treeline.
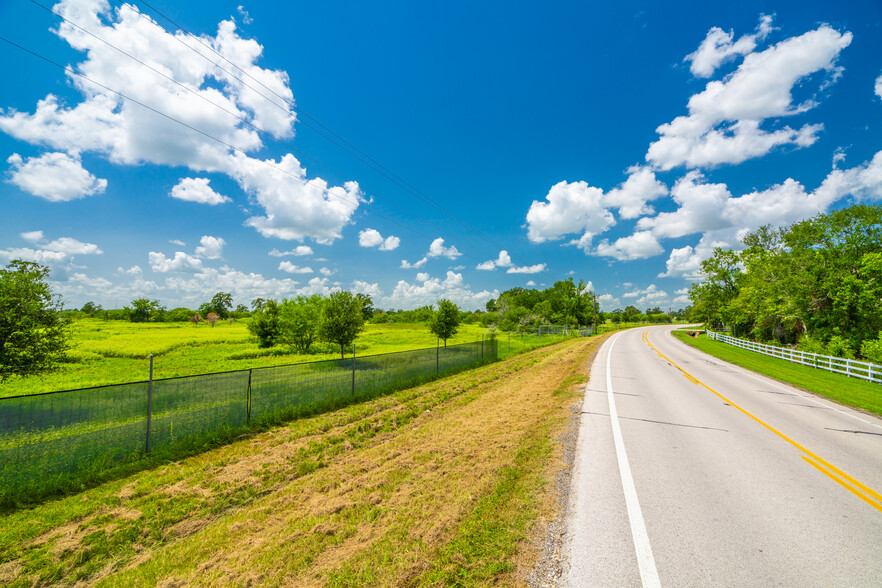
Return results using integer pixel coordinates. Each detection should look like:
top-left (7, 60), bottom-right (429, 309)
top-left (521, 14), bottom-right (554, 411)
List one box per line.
top-left (688, 204), bottom-right (882, 362)
top-left (64, 277), bottom-right (688, 331)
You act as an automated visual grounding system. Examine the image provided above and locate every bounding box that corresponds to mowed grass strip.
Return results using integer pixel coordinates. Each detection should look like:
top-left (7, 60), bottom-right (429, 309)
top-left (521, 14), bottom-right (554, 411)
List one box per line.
top-left (673, 331), bottom-right (882, 416)
top-left (0, 336), bottom-right (600, 587)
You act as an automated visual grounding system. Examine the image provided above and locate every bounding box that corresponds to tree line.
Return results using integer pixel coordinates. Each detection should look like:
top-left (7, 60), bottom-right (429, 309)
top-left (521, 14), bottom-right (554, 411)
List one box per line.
top-left (0, 257), bottom-right (469, 379)
top-left (688, 204), bottom-right (882, 362)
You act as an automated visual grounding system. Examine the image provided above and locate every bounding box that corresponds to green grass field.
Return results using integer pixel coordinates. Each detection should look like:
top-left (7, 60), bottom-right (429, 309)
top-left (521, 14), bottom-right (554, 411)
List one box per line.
top-left (672, 330), bottom-right (882, 417)
top-left (0, 319), bottom-right (492, 397)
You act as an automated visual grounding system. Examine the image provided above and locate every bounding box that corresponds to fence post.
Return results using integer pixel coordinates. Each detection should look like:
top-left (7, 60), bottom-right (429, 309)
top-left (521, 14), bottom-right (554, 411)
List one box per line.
top-left (481, 334), bottom-right (484, 359)
top-left (246, 368), bottom-right (252, 424)
top-left (508, 332), bottom-right (510, 356)
top-left (146, 354), bottom-right (153, 454)
top-left (436, 338), bottom-right (440, 374)
top-left (352, 343), bottom-right (356, 395)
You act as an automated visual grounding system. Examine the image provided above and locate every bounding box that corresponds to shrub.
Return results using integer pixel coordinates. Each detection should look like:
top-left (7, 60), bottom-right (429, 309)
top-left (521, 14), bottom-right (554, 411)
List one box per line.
top-left (826, 335), bottom-right (855, 359)
top-left (860, 333), bottom-right (882, 364)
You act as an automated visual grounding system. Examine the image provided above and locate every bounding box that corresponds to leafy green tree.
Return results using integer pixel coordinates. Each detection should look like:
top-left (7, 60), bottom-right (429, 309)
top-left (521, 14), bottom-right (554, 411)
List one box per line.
top-left (0, 260), bottom-right (68, 380)
top-left (622, 305), bottom-right (641, 322)
top-left (319, 291), bottom-right (365, 358)
top-left (127, 298), bottom-right (164, 322)
top-left (251, 298), bottom-right (267, 312)
top-left (248, 299), bottom-right (281, 348)
top-left (354, 293), bottom-right (375, 321)
top-left (166, 307), bottom-right (195, 322)
top-left (278, 296), bottom-right (323, 353)
top-left (80, 301), bottom-right (102, 315)
top-left (429, 299), bottom-right (461, 346)
top-left (200, 292), bottom-right (233, 319)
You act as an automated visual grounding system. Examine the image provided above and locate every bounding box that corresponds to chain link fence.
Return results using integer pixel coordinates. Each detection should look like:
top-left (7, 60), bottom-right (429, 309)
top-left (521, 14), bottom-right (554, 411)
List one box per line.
top-left (0, 339), bottom-right (496, 502)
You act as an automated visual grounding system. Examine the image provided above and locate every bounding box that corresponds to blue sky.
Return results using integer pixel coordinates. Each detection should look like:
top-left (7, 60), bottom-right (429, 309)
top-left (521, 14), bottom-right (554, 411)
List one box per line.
top-left (2, 0), bottom-right (881, 312)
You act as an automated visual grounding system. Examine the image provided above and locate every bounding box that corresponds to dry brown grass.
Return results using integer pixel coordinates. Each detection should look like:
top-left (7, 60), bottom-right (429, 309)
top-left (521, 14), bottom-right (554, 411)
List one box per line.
top-left (1, 336), bottom-right (602, 587)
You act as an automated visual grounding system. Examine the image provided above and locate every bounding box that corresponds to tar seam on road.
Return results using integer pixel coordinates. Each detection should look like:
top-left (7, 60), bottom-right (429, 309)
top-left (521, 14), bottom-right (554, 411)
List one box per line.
top-left (606, 333), bottom-right (662, 588)
top-left (644, 330), bottom-right (882, 514)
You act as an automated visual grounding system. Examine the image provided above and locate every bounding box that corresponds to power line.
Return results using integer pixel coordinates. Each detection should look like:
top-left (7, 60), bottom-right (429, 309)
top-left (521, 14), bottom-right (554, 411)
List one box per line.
top-left (26, 0), bottom-right (484, 256)
top-left (113, 0), bottom-right (508, 253)
top-left (0, 34), bottom-right (484, 262)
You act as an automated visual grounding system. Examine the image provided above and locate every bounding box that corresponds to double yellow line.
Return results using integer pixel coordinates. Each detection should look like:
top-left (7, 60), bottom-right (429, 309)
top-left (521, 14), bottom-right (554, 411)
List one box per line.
top-left (642, 330), bottom-right (882, 513)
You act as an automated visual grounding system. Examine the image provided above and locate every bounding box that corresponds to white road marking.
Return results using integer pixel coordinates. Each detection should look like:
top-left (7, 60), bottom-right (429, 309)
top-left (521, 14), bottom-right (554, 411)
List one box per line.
top-left (606, 333), bottom-right (662, 588)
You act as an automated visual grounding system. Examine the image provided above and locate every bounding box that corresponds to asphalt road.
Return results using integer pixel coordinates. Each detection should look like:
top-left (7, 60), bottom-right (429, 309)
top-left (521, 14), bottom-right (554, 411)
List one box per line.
top-left (563, 325), bottom-right (882, 587)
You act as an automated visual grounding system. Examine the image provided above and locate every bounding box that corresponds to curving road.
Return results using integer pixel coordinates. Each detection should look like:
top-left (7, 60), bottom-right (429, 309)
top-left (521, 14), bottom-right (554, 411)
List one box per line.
top-left (563, 325), bottom-right (882, 587)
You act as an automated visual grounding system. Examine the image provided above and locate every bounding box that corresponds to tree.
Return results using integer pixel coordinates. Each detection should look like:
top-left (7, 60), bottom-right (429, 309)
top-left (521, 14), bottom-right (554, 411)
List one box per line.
top-left (278, 296), bottom-right (322, 353)
top-left (127, 298), bottom-right (164, 322)
top-left (622, 305), bottom-right (641, 322)
top-left (354, 293), bottom-right (375, 321)
top-left (319, 291), bottom-right (365, 358)
top-left (80, 301), bottom-right (102, 315)
top-left (0, 260), bottom-right (68, 380)
top-left (429, 299), bottom-right (461, 346)
top-left (251, 298), bottom-right (267, 312)
top-left (248, 300), bottom-right (281, 347)
top-left (200, 292), bottom-right (233, 319)
top-left (205, 312), bottom-right (220, 327)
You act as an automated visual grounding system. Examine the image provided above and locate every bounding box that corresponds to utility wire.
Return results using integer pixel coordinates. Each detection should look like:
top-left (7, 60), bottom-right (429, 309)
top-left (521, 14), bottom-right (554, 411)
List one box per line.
top-left (26, 0), bottom-right (486, 257)
top-left (0, 34), bottom-right (485, 264)
top-left (115, 0), bottom-right (508, 253)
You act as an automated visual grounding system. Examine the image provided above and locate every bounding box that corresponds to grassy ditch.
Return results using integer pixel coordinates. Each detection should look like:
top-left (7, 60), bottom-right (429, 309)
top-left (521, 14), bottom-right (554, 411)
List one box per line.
top-left (0, 335), bottom-right (599, 587)
top-left (672, 330), bottom-right (882, 416)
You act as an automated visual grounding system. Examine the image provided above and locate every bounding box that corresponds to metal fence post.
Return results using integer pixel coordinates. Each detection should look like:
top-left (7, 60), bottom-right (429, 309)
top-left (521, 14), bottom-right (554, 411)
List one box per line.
top-left (146, 354), bottom-right (153, 454)
top-left (246, 368), bottom-right (252, 424)
top-left (508, 332), bottom-right (511, 356)
top-left (352, 343), bottom-right (356, 395)
top-left (436, 338), bottom-right (440, 374)
top-left (481, 334), bottom-right (484, 359)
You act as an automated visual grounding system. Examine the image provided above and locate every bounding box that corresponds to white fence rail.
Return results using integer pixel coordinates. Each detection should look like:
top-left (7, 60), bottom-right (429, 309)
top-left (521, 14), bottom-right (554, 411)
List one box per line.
top-left (706, 330), bottom-right (881, 384)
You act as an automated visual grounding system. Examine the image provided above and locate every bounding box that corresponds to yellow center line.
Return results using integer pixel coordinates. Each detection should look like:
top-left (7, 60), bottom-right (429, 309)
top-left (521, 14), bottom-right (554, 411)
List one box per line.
top-left (642, 329), bottom-right (882, 513)
top-left (801, 456), bottom-right (882, 513)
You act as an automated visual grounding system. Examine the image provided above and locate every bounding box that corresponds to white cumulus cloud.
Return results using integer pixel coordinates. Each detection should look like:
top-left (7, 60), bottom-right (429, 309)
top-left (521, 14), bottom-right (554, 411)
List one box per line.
top-left (648, 24), bottom-right (852, 170)
top-left (594, 231), bottom-right (664, 261)
top-left (427, 238), bottom-right (461, 259)
top-left (351, 280), bottom-right (382, 298)
top-left (685, 14), bottom-right (774, 78)
top-left (194, 235), bottom-right (225, 259)
top-left (383, 271), bottom-right (497, 311)
top-left (358, 228), bottom-right (400, 251)
top-left (526, 180), bottom-right (614, 244)
top-left (0, 1), bottom-right (359, 243)
top-left (148, 251), bottom-right (203, 273)
top-left (401, 257), bottom-right (428, 269)
top-left (170, 177), bottom-right (231, 205)
top-left (278, 261), bottom-right (313, 274)
top-left (7, 152), bottom-right (107, 202)
top-left (476, 250), bottom-right (514, 271)
top-left (268, 246), bottom-right (313, 257)
top-left (506, 263), bottom-right (547, 274)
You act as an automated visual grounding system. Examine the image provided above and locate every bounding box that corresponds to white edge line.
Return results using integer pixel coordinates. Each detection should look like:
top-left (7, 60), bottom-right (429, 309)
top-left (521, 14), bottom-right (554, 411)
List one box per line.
top-left (606, 333), bottom-right (662, 588)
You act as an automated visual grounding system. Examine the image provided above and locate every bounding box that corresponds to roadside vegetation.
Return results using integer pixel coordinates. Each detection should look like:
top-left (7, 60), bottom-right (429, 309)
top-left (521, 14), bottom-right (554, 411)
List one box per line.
top-left (687, 204), bottom-right (882, 361)
top-left (0, 336), bottom-right (600, 587)
top-left (673, 330), bottom-right (882, 416)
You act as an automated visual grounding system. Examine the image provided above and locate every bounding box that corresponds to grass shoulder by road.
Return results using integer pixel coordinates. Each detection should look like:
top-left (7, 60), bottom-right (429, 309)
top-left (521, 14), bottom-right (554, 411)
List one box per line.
top-left (672, 330), bottom-right (882, 417)
top-left (0, 335), bottom-right (602, 587)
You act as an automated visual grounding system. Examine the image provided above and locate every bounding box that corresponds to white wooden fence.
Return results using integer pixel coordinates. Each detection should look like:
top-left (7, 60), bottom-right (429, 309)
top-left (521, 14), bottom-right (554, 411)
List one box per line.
top-left (705, 330), bottom-right (881, 384)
